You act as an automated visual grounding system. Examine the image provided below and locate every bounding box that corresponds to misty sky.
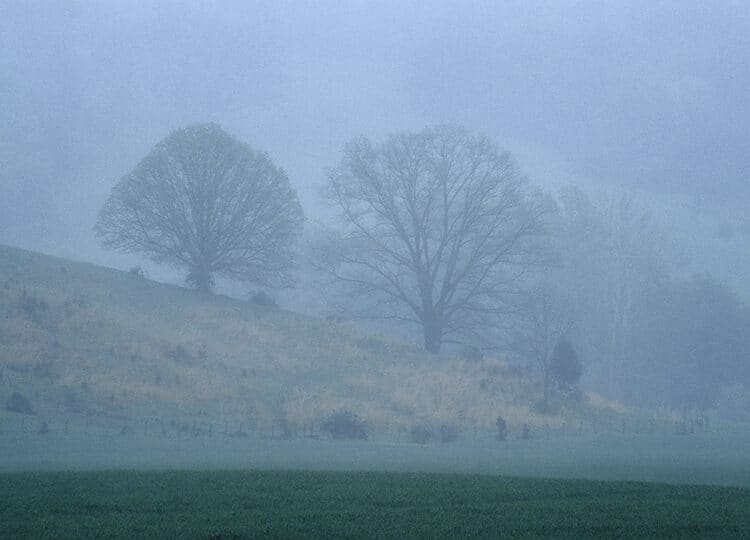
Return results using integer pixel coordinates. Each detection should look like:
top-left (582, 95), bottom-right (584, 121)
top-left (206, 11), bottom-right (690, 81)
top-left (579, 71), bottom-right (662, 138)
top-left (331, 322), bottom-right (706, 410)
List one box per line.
top-left (1, 1), bottom-right (748, 290)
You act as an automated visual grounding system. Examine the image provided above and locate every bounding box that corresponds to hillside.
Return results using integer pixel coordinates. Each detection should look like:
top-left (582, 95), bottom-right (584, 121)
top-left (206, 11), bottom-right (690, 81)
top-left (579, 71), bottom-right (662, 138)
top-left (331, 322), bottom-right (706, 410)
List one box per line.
top-left (0, 244), bottom-right (616, 438)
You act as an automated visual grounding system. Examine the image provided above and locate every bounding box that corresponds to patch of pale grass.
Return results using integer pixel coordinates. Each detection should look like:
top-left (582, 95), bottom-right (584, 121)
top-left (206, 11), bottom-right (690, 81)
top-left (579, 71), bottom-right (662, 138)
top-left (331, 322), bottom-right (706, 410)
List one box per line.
top-left (587, 392), bottom-right (629, 414)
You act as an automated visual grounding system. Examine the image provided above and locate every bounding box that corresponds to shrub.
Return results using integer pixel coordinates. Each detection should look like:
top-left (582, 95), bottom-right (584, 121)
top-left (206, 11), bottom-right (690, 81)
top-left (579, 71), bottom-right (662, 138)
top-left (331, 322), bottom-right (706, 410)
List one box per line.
top-left (38, 422), bottom-right (49, 435)
top-left (520, 423), bottom-right (532, 440)
top-left (17, 289), bottom-right (50, 325)
top-left (496, 416), bottom-right (508, 441)
top-left (250, 291), bottom-right (277, 308)
top-left (129, 265), bottom-right (147, 279)
top-left (550, 339), bottom-right (583, 387)
top-left (6, 392), bottom-right (35, 415)
top-left (321, 411), bottom-right (368, 440)
top-left (409, 424), bottom-right (432, 445)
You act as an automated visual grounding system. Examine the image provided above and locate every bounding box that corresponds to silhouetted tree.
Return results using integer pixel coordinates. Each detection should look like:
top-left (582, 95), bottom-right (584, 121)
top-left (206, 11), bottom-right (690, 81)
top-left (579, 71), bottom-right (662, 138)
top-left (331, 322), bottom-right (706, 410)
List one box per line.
top-left (319, 125), bottom-right (550, 353)
top-left (549, 338), bottom-right (583, 387)
top-left (96, 124), bottom-right (304, 292)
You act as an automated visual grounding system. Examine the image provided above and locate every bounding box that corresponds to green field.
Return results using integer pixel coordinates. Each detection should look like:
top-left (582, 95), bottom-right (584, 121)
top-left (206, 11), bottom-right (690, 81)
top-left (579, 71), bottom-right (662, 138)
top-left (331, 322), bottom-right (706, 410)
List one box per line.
top-left (1, 470), bottom-right (749, 538)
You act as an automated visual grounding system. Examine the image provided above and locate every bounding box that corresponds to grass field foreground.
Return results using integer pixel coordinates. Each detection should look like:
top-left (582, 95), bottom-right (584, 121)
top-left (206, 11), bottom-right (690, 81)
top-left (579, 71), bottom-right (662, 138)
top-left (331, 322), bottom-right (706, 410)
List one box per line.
top-left (1, 470), bottom-right (749, 538)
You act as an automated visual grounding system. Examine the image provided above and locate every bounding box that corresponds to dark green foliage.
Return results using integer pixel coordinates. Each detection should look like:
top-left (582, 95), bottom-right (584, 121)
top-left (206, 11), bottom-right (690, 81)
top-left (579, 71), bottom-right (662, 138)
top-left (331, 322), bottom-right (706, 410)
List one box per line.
top-left (321, 411), bottom-right (367, 440)
top-left (549, 339), bottom-right (583, 387)
top-left (496, 415), bottom-right (508, 441)
top-left (5, 392), bottom-right (34, 415)
top-left (1, 470), bottom-right (749, 538)
top-left (249, 290), bottom-right (277, 308)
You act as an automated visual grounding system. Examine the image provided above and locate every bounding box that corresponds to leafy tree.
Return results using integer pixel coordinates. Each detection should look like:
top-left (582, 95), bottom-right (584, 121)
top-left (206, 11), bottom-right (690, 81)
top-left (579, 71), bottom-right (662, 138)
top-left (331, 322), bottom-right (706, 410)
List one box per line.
top-left (96, 124), bottom-right (304, 293)
top-left (319, 125), bottom-right (550, 353)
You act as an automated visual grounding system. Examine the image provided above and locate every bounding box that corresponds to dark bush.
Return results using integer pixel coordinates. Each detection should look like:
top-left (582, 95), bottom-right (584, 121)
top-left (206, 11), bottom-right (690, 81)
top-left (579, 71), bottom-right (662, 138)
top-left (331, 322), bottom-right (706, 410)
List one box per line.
top-left (129, 265), bottom-right (147, 279)
top-left (321, 411), bottom-right (368, 440)
top-left (496, 415), bottom-right (508, 441)
top-left (250, 291), bottom-right (277, 308)
top-left (409, 424), bottom-right (432, 444)
top-left (38, 422), bottom-right (49, 435)
top-left (18, 289), bottom-right (50, 325)
top-left (520, 423), bottom-right (532, 440)
top-left (6, 392), bottom-right (35, 415)
top-left (550, 339), bottom-right (583, 387)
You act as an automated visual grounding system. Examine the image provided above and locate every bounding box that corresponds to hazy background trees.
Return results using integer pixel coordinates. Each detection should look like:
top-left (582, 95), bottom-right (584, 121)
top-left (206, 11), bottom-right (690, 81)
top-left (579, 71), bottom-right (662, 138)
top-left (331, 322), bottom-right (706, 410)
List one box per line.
top-left (316, 125), bottom-right (550, 353)
top-left (95, 124), bottom-right (304, 293)
top-left (628, 275), bottom-right (750, 409)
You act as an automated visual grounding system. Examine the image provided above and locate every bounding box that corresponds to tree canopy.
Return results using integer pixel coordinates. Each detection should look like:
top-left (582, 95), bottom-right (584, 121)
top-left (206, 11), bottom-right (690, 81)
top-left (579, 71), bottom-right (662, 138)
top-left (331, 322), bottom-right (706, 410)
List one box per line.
top-left (319, 125), bottom-right (550, 353)
top-left (96, 124), bottom-right (304, 292)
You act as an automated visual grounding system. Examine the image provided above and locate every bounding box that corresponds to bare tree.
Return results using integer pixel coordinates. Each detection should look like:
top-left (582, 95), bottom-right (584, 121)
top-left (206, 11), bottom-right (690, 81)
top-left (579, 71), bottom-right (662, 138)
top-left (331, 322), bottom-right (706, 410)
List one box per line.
top-left (506, 284), bottom-right (576, 411)
top-left (96, 124), bottom-right (304, 293)
top-left (554, 187), bottom-right (672, 399)
top-left (319, 125), bottom-right (550, 353)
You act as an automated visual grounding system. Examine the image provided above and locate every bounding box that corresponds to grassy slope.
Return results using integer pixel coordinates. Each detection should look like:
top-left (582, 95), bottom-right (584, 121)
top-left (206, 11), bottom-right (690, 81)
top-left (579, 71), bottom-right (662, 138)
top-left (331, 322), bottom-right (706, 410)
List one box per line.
top-left (0, 244), bottom-right (616, 435)
top-left (1, 470), bottom-right (748, 538)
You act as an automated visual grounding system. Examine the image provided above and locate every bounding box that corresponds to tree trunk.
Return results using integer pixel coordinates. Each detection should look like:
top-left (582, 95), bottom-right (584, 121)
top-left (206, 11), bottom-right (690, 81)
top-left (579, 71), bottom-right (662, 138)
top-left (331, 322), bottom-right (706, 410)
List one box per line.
top-left (423, 317), bottom-right (442, 354)
top-left (189, 263), bottom-right (213, 294)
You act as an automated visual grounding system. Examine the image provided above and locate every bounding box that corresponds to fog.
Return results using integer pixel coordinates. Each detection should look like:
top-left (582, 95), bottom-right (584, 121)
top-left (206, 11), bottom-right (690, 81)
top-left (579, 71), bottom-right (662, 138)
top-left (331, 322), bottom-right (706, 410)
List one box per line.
top-left (3, 2), bottom-right (749, 271)
top-left (2, 0), bottom-right (750, 515)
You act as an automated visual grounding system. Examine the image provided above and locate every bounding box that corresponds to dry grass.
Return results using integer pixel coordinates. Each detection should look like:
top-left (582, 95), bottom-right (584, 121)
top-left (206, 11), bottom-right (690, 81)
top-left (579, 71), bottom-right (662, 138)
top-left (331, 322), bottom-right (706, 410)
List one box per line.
top-left (0, 244), bottom-right (619, 433)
